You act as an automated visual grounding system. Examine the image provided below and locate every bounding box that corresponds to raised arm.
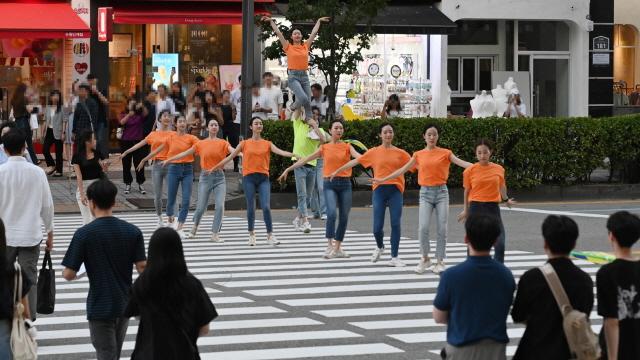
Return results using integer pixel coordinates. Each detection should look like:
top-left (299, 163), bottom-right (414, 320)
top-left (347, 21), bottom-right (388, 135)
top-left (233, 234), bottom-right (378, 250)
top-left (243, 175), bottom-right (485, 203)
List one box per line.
top-left (262, 16), bottom-right (288, 48)
top-left (450, 153), bottom-right (472, 169)
top-left (372, 157), bottom-right (416, 184)
top-left (271, 143), bottom-right (296, 158)
top-left (163, 146), bottom-right (196, 165)
top-left (308, 17), bottom-right (330, 46)
top-left (278, 149), bottom-right (322, 183)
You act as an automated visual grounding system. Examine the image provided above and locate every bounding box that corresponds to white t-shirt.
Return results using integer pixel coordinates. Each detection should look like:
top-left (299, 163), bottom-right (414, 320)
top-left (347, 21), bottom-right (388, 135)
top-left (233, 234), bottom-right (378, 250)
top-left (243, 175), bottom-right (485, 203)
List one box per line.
top-left (310, 96), bottom-right (326, 116)
top-left (156, 96), bottom-right (176, 130)
top-left (230, 89), bottom-right (241, 124)
top-left (251, 93), bottom-right (270, 120)
top-left (507, 103), bottom-right (527, 118)
top-left (260, 86), bottom-right (283, 116)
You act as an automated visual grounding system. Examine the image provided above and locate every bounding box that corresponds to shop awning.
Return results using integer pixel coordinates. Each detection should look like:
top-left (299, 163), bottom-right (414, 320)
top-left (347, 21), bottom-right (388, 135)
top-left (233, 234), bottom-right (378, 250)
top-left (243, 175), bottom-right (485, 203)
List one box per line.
top-left (0, 2), bottom-right (90, 39)
top-left (114, 3), bottom-right (271, 25)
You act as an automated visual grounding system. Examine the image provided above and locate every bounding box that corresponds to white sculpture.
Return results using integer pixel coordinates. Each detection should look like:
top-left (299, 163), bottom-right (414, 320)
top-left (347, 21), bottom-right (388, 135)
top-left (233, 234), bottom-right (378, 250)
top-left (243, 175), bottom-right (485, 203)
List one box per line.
top-left (492, 84), bottom-right (508, 118)
top-left (446, 82), bottom-right (452, 107)
top-left (470, 94), bottom-right (482, 118)
top-left (478, 90), bottom-right (497, 118)
top-left (504, 77), bottom-right (517, 95)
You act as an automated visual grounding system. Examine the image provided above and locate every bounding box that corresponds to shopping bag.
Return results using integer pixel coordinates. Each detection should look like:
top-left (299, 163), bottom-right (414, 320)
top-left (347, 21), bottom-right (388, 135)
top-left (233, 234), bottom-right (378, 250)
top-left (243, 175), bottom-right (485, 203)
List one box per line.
top-left (11, 262), bottom-right (38, 360)
top-left (36, 251), bottom-right (55, 314)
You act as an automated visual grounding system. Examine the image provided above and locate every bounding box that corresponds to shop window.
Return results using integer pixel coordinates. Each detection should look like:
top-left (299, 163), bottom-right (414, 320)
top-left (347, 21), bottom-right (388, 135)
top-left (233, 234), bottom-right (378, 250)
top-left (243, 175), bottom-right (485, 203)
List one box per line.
top-left (447, 58), bottom-right (459, 92)
top-left (518, 21), bottom-right (569, 52)
top-left (449, 56), bottom-right (495, 95)
top-left (613, 24), bottom-right (638, 91)
top-left (478, 58), bottom-right (493, 91)
top-left (462, 58), bottom-right (476, 92)
top-left (449, 21), bottom-right (498, 45)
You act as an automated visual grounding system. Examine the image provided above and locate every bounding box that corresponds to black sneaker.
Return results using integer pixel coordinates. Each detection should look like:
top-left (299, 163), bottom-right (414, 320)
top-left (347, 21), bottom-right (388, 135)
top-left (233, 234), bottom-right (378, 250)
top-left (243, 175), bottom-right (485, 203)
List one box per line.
top-left (124, 184), bottom-right (131, 194)
top-left (138, 184), bottom-right (146, 195)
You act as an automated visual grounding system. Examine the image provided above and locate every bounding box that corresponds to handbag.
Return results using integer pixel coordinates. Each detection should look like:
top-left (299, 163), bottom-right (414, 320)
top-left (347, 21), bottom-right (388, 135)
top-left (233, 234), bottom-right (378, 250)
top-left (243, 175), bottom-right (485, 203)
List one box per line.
top-left (37, 251), bottom-right (56, 314)
top-left (116, 127), bottom-right (123, 140)
top-left (10, 262), bottom-right (38, 360)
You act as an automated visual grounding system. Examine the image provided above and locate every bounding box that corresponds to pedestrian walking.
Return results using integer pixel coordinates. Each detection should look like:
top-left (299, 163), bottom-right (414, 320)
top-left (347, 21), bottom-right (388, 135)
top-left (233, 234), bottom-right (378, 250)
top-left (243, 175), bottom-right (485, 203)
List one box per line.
top-left (433, 213), bottom-right (515, 360)
top-left (211, 117), bottom-right (299, 246)
top-left (87, 74), bottom-right (110, 156)
top-left (42, 89), bottom-right (68, 177)
top-left (73, 129), bottom-right (110, 225)
top-left (163, 118), bottom-right (235, 242)
top-left (64, 80), bottom-right (79, 173)
top-left (279, 119), bottom-right (362, 258)
top-left (10, 83), bottom-right (38, 163)
top-left (262, 15), bottom-right (330, 121)
top-left (125, 227), bottom-right (217, 359)
top-left (597, 211), bottom-right (640, 360)
top-left (0, 128), bottom-right (54, 320)
top-left (457, 138), bottom-right (516, 263)
top-left (120, 110), bottom-right (175, 228)
top-left (372, 124), bottom-right (471, 274)
top-left (330, 123), bottom-right (411, 267)
top-left (0, 122), bottom-right (32, 165)
top-left (119, 98), bottom-right (148, 195)
top-left (141, 115), bottom-right (199, 237)
top-left (62, 179), bottom-right (147, 360)
top-left (511, 215), bottom-right (595, 359)
top-left (72, 84), bottom-right (99, 153)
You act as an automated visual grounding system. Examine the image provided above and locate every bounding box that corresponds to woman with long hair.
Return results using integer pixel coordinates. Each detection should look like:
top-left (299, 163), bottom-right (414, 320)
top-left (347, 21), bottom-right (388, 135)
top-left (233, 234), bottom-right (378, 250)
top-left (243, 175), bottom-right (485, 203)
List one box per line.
top-left (64, 80), bottom-right (79, 172)
top-left (170, 81), bottom-right (186, 115)
top-left (330, 123), bottom-right (411, 267)
top-left (457, 138), bottom-right (516, 263)
top-left (381, 94), bottom-right (402, 119)
top-left (141, 115), bottom-right (199, 237)
top-left (279, 120), bottom-right (362, 258)
top-left (119, 98), bottom-right (148, 195)
top-left (120, 110), bottom-right (175, 228)
top-left (373, 124), bottom-right (472, 274)
top-left (125, 228), bottom-right (217, 359)
top-left (73, 129), bottom-right (109, 224)
top-left (211, 117), bottom-right (298, 246)
top-left (10, 83), bottom-right (38, 163)
top-left (163, 118), bottom-right (235, 242)
top-left (262, 15), bottom-right (329, 121)
top-left (42, 89), bottom-right (68, 176)
top-left (220, 90), bottom-right (239, 159)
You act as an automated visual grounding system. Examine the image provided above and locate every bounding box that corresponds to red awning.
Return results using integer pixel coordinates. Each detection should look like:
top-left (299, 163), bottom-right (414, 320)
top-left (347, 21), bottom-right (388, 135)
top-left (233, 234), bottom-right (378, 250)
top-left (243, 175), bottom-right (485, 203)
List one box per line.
top-left (0, 2), bottom-right (90, 39)
top-left (114, 3), bottom-right (270, 25)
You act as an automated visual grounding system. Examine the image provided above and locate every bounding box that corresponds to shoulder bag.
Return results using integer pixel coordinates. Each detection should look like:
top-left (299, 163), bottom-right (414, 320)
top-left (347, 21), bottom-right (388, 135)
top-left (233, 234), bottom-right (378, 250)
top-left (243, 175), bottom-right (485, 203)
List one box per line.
top-left (10, 262), bottom-right (38, 360)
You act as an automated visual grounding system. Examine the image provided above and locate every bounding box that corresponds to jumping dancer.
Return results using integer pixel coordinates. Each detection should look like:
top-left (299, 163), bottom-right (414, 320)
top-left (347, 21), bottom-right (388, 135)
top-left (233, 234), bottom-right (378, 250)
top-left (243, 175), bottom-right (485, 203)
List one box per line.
top-left (211, 118), bottom-right (299, 246)
top-left (120, 110), bottom-right (175, 228)
top-left (262, 15), bottom-right (329, 120)
top-left (279, 120), bottom-right (362, 259)
top-left (330, 123), bottom-right (411, 267)
top-left (457, 138), bottom-right (516, 263)
top-left (163, 118), bottom-right (235, 242)
top-left (373, 124), bottom-right (471, 274)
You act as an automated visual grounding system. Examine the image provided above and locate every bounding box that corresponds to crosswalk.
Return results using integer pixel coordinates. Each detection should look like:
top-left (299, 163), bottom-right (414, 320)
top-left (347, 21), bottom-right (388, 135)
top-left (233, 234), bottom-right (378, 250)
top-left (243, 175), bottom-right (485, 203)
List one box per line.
top-left (39, 212), bottom-right (603, 359)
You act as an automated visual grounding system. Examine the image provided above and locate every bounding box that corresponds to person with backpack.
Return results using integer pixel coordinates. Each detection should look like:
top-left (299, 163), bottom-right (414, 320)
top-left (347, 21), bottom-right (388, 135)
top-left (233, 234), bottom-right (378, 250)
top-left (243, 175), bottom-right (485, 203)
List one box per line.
top-left (597, 211), bottom-right (640, 360)
top-left (511, 215), bottom-right (597, 359)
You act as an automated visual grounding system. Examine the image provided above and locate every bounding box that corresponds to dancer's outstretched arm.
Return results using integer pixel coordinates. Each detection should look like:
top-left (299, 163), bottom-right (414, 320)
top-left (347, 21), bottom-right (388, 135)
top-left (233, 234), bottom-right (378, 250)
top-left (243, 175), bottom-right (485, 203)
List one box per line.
top-left (262, 16), bottom-right (288, 48)
top-left (308, 17), bottom-right (330, 45)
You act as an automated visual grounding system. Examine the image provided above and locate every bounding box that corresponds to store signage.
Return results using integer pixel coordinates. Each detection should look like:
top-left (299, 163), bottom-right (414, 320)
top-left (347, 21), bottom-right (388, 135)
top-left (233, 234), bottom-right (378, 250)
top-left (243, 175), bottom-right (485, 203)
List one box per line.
top-left (72, 0), bottom-right (91, 83)
top-left (592, 36), bottom-right (610, 51)
top-left (98, 7), bottom-right (113, 42)
top-left (593, 53), bottom-right (610, 66)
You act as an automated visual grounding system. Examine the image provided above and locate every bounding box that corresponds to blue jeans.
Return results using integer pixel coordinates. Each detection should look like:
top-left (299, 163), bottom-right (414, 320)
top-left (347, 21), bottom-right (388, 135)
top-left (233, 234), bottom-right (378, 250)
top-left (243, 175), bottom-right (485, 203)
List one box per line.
top-left (468, 201), bottom-right (506, 263)
top-left (152, 161), bottom-right (169, 216)
top-left (0, 320), bottom-right (10, 359)
top-left (167, 163), bottom-right (194, 223)
top-left (243, 173), bottom-right (273, 233)
top-left (311, 158), bottom-right (327, 217)
top-left (419, 185), bottom-right (449, 260)
top-left (294, 165), bottom-right (316, 218)
top-left (193, 170), bottom-right (226, 233)
top-left (372, 185), bottom-right (403, 258)
top-left (324, 178), bottom-right (352, 241)
top-left (288, 70), bottom-right (312, 120)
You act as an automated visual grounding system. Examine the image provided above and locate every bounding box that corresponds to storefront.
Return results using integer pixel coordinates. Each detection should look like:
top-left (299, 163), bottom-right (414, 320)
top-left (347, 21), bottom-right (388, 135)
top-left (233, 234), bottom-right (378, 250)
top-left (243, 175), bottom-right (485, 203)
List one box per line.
top-left (613, 0), bottom-right (640, 113)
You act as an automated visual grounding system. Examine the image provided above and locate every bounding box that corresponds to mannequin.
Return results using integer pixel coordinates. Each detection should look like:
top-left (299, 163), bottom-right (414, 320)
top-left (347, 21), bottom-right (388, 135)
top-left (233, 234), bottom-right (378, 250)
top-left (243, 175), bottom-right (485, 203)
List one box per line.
top-left (470, 94), bottom-right (481, 119)
top-left (504, 77), bottom-right (517, 94)
top-left (478, 90), bottom-right (497, 118)
top-left (492, 84), bottom-right (508, 118)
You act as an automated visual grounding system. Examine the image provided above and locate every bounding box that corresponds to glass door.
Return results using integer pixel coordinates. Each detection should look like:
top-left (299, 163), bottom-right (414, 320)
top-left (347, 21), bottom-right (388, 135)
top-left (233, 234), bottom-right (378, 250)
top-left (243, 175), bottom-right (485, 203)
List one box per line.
top-left (532, 57), bottom-right (569, 117)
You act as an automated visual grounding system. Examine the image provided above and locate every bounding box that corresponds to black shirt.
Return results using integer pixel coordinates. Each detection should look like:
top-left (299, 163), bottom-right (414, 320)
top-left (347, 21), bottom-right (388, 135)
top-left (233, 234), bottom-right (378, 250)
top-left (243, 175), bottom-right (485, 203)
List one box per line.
top-left (143, 101), bottom-right (156, 137)
top-left (125, 274), bottom-right (218, 360)
top-left (72, 150), bottom-right (105, 180)
top-left (597, 259), bottom-right (640, 360)
top-left (511, 257), bottom-right (594, 360)
top-left (61, 217), bottom-right (146, 320)
top-left (221, 104), bottom-right (233, 128)
top-left (73, 97), bottom-right (99, 134)
top-left (171, 93), bottom-right (186, 115)
top-left (89, 88), bottom-right (107, 126)
top-left (0, 265), bottom-right (31, 320)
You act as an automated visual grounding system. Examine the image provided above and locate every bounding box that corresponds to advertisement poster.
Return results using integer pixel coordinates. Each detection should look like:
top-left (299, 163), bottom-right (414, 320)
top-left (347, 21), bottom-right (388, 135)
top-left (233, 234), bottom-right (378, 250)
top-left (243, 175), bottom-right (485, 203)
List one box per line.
top-left (188, 25), bottom-right (231, 64)
top-left (219, 65), bottom-right (241, 92)
top-left (152, 53), bottom-right (179, 90)
top-left (72, 0), bottom-right (91, 83)
top-left (188, 64), bottom-right (219, 93)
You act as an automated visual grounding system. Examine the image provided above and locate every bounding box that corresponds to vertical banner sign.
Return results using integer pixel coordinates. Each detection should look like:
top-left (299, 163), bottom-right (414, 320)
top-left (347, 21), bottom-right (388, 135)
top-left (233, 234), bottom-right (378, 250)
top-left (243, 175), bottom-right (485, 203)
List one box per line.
top-left (72, 0), bottom-right (91, 83)
top-left (97, 7), bottom-right (113, 42)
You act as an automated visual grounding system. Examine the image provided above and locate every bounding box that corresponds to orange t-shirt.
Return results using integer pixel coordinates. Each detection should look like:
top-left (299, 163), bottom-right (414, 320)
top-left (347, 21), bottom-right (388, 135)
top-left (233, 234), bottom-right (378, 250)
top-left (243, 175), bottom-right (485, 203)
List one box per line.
top-left (412, 147), bottom-right (453, 186)
top-left (320, 142), bottom-right (352, 178)
top-left (284, 42), bottom-right (309, 70)
top-left (463, 162), bottom-right (506, 203)
top-left (165, 133), bottom-right (200, 163)
top-left (194, 138), bottom-right (230, 170)
top-left (240, 139), bottom-right (272, 176)
top-left (145, 131), bottom-right (175, 161)
top-left (358, 145), bottom-right (411, 192)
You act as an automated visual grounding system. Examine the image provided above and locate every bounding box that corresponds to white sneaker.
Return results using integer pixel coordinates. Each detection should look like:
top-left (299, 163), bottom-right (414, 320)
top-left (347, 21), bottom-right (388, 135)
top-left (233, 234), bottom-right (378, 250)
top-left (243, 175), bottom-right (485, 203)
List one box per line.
top-left (301, 221), bottom-right (312, 234)
top-left (323, 244), bottom-right (334, 258)
top-left (292, 217), bottom-right (301, 231)
top-left (414, 258), bottom-right (433, 274)
top-left (210, 233), bottom-right (223, 243)
top-left (267, 235), bottom-right (280, 247)
top-left (320, 214), bottom-right (327, 220)
top-left (248, 234), bottom-right (257, 246)
top-left (388, 257), bottom-right (406, 267)
top-left (371, 248), bottom-right (384, 263)
top-left (432, 261), bottom-right (447, 274)
top-left (177, 230), bottom-right (187, 239)
top-left (156, 218), bottom-right (165, 229)
top-left (328, 248), bottom-right (350, 259)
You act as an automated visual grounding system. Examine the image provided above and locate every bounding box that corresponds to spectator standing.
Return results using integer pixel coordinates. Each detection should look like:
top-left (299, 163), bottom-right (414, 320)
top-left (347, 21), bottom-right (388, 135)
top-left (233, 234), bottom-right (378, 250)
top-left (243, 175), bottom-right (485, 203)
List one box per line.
top-left (125, 228), bottom-right (217, 359)
top-left (229, 80), bottom-right (242, 172)
top-left (142, 90), bottom-right (157, 137)
top-left (597, 211), bottom-right (640, 360)
top-left (42, 89), bottom-right (68, 177)
top-left (73, 84), bottom-right (99, 148)
top-left (155, 84), bottom-right (176, 129)
top-left (87, 74), bottom-right (110, 156)
top-left (119, 98), bottom-right (148, 195)
top-left (433, 213), bottom-right (515, 360)
top-left (0, 128), bottom-right (54, 320)
top-left (511, 215), bottom-right (594, 359)
top-left (0, 122), bottom-right (33, 165)
top-left (203, 90), bottom-right (223, 136)
top-left (170, 82), bottom-right (186, 115)
top-left (64, 80), bottom-right (80, 171)
top-left (220, 90), bottom-right (238, 163)
top-left (251, 84), bottom-right (272, 121)
top-left (261, 72), bottom-right (284, 119)
top-left (310, 83), bottom-right (326, 117)
top-left (73, 129), bottom-right (109, 225)
top-left (187, 75), bottom-right (207, 105)
top-left (505, 90), bottom-right (527, 118)
top-left (186, 94), bottom-right (206, 138)
top-left (10, 83), bottom-right (38, 163)
top-left (381, 94), bottom-right (402, 119)
top-left (62, 179), bottom-right (147, 360)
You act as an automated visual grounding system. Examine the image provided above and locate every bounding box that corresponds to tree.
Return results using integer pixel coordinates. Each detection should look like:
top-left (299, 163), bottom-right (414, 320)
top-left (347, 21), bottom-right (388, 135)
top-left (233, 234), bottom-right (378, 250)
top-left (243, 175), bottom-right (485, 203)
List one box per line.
top-left (258, 0), bottom-right (388, 120)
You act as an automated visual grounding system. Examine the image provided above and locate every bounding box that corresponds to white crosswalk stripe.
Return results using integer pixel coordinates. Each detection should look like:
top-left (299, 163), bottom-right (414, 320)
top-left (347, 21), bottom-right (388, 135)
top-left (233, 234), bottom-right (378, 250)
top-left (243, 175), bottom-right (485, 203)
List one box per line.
top-left (36, 212), bottom-right (603, 359)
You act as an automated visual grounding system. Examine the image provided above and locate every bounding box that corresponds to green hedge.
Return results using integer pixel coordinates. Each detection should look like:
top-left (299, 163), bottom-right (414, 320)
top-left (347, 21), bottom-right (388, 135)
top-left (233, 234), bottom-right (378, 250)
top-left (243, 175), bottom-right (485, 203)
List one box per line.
top-left (261, 116), bottom-right (640, 190)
